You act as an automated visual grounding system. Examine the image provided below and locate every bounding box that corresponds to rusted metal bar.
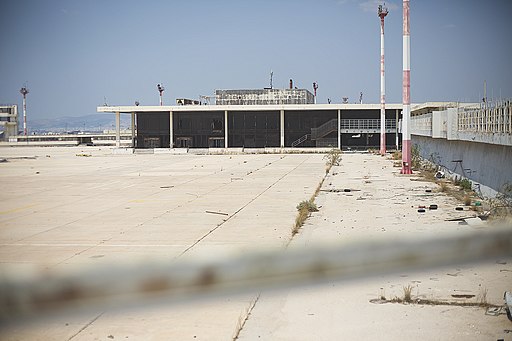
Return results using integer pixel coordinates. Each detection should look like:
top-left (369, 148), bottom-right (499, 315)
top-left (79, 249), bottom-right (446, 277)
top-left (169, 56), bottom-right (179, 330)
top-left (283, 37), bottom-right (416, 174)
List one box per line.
top-left (0, 225), bottom-right (510, 324)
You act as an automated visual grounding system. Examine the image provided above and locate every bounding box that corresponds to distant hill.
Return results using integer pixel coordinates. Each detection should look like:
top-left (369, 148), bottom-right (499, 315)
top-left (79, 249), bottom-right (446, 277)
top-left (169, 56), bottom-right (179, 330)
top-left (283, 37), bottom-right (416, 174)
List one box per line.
top-left (29, 114), bottom-right (131, 132)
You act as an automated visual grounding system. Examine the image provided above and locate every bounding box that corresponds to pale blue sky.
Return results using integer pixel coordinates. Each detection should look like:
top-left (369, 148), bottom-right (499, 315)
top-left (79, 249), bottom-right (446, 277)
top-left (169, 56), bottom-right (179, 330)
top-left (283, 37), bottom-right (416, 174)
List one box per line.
top-left (1, 0), bottom-right (511, 119)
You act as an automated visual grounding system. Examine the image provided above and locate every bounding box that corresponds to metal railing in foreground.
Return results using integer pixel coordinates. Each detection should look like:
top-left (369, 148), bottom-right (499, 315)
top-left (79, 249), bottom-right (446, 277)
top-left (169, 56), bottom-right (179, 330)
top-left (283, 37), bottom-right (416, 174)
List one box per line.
top-left (0, 224), bottom-right (511, 324)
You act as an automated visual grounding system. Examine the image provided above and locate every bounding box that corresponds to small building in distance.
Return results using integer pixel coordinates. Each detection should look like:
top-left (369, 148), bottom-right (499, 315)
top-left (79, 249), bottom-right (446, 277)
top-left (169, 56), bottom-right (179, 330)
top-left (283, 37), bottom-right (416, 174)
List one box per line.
top-left (216, 89), bottom-right (314, 106)
top-left (0, 105), bottom-right (18, 141)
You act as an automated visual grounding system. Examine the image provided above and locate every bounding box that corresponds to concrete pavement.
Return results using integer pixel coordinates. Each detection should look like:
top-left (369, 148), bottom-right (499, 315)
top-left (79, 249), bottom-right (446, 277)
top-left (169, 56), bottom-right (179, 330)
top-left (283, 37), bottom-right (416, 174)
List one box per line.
top-left (0, 147), bottom-right (325, 340)
top-left (1, 147), bottom-right (510, 340)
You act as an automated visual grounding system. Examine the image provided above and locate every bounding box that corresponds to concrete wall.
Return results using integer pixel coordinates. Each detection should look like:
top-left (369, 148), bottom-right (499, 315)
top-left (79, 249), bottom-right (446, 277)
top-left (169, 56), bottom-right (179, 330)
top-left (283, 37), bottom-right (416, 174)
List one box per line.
top-left (412, 135), bottom-right (512, 197)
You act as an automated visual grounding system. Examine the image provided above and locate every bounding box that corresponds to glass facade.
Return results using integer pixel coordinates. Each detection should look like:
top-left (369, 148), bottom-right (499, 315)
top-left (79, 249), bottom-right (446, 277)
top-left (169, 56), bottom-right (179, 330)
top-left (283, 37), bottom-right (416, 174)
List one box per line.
top-left (174, 111), bottom-right (224, 148)
top-left (228, 111), bottom-right (280, 148)
top-left (136, 112), bottom-right (170, 148)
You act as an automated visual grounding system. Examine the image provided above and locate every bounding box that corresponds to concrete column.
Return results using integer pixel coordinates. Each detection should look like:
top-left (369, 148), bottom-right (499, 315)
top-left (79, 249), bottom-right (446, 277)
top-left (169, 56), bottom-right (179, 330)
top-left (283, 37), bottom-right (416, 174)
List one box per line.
top-left (131, 112), bottom-right (135, 148)
top-left (337, 109), bottom-right (341, 150)
top-left (115, 111), bottom-right (120, 148)
top-left (280, 110), bottom-right (285, 148)
top-left (169, 111), bottom-right (174, 148)
top-left (224, 110), bottom-right (228, 148)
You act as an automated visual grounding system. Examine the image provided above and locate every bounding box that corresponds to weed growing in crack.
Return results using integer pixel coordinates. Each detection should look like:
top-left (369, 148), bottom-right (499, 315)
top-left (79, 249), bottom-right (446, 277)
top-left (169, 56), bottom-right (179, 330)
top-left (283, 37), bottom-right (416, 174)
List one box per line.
top-left (477, 287), bottom-right (488, 306)
top-left (296, 200), bottom-right (319, 212)
top-left (403, 284), bottom-right (414, 303)
top-left (323, 148), bottom-right (342, 170)
top-left (232, 295), bottom-right (260, 340)
top-left (293, 199), bottom-right (318, 236)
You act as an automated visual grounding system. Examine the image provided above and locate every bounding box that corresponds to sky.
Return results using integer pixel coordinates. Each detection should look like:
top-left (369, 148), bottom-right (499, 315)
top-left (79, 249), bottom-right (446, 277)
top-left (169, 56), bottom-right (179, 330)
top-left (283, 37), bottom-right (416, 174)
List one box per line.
top-left (0, 0), bottom-right (511, 120)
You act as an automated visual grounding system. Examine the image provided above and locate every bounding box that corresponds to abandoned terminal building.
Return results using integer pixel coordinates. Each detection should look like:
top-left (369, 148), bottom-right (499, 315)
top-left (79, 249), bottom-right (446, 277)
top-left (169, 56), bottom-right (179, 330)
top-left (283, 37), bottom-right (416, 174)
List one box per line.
top-left (98, 88), bottom-right (402, 150)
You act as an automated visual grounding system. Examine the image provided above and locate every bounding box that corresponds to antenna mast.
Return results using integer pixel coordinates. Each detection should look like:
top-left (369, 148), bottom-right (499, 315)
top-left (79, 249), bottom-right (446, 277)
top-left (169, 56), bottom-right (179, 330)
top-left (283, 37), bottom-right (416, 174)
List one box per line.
top-left (313, 82), bottom-right (318, 104)
top-left (19, 85), bottom-right (29, 136)
top-left (378, 3), bottom-right (388, 155)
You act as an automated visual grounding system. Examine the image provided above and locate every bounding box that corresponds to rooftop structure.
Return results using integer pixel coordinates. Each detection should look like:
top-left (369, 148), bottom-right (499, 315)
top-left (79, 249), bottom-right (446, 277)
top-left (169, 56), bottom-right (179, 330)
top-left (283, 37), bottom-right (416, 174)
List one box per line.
top-left (215, 89), bottom-right (314, 106)
top-left (176, 98), bottom-right (200, 106)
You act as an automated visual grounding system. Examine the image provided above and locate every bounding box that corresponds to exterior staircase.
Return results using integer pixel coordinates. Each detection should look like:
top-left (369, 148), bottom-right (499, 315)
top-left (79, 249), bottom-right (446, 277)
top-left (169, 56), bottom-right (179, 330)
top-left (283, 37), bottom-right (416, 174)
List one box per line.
top-left (311, 119), bottom-right (338, 140)
top-left (291, 134), bottom-right (310, 147)
top-left (292, 119), bottom-right (338, 147)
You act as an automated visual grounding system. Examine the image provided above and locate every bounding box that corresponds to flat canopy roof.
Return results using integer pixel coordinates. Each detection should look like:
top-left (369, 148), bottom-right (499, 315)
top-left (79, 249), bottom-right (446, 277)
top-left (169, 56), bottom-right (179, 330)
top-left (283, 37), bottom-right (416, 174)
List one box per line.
top-left (97, 103), bottom-right (404, 113)
top-left (410, 102), bottom-right (480, 116)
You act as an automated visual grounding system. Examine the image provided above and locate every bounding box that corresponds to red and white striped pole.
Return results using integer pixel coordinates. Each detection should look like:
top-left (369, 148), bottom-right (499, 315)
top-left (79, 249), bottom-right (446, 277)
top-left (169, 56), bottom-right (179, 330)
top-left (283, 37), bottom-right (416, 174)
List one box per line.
top-left (378, 5), bottom-right (388, 156)
top-left (401, 0), bottom-right (412, 174)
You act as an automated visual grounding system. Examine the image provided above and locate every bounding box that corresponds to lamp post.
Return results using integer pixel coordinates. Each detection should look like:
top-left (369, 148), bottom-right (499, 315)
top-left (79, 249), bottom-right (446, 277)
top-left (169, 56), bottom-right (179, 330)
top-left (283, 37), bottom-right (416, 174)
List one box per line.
top-left (19, 86), bottom-right (29, 136)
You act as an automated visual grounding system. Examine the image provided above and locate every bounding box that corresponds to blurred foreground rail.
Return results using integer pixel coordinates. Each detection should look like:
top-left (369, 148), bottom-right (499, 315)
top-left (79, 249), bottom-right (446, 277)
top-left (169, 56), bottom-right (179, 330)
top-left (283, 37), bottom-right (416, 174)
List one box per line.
top-left (1, 224), bottom-right (511, 324)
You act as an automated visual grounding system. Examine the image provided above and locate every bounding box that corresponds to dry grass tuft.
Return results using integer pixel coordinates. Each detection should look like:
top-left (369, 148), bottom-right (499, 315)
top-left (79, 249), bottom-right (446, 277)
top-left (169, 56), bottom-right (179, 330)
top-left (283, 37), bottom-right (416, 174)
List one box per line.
top-left (293, 199), bottom-right (318, 236)
top-left (291, 152), bottom-right (337, 238)
top-left (463, 195), bottom-right (472, 206)
top-left (392, 150), bottom-right (402, 160)
top-left (403, 284), bottom-right (414, 303)
top-left (296, 200), bottom-right (318, 212)
top-left (477, 287), bottom-right (488, 306)
top-left (323, 148), bottom-right (342, 173)
top-left (373, 285), bottom-right (499, 310)
top-left (420, 169), bottom-right (436, 182)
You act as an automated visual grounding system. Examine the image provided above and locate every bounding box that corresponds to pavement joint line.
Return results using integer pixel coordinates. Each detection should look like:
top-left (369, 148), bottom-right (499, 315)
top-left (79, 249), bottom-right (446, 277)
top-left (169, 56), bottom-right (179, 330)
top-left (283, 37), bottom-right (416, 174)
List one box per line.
top-left (177, 155), bottom-right (314, 336)
top-left (28, 154), bottom-right (293, 266)
top-left (54, 240), bottom-right (108, 267)
top-left (176, 155), bottom-right (309, 259)
top-left (1, 154), bottom-right (243, 232)
top-left (125, 154), bottom-right (282, 206)
top-left (66, 312), bottom-right (104, 341)
top-left (233, 293), bottom-right (261, 340)
top-left (0, 151), bottom-right (326, 336)
top-left (8, 155), bottom-right (262, 243)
